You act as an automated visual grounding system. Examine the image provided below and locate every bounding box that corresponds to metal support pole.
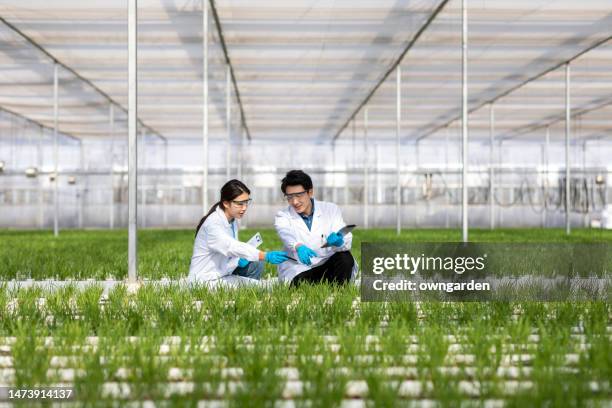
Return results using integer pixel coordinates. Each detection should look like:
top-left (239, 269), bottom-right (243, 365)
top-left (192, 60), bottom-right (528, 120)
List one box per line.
top-left (332, 143), bottom-right (337, 203)
top-left (53, 63), bottom-right (59, 237)
top-left (489, 103), bottom-right (494, 230)
top-left (141, 129), bottom-right (146, 228)
top-left (396, 65), bottom-right (401, 235)
top-left (363, 108), bottom-right (369, 229)
top-left (544, 126), bottom-right (550, 227)
top-left (8, 115), bottom-right (14, 169)
top-left (444, 126), bottom-right (450, 228)
top-left (202, 0), bottom-right (209, 214)
top-left (237, 126), bottom-right (243, 181)
top-left (343, 154), bottom-right (349, 206)
top-left (565, 63), bottom-right (571, 235)
top-left (226, 64), bottom-right (231, 179)
top-left (109, 104), bottom-right (115, 229)
top-left (78, 140), bottom-right (84, 229)
top-left (38, 126), bottom-right (44, 229)
top-left (28, 119), bottom-right (33, 168)
top-left (376, 144), bottom-right (381, 207)
top-left (239, 126), bottom-right (247, 229)
top-left (498, 140), bottom-right (503, 227)
top-left (461, 0), bottom-right (469, 243)
top-left (540, 142), bottom-right (546, 227)
top-left (352, 119), bottom-right (356, 169)
top-left (163, 139), bottom-right (168, 227)
top-left (582, 140), bottom-right (587, 227)
top-left (415, 140), bottom-right (420, 228)
top-left (128, 0), bottom-right (138, 281)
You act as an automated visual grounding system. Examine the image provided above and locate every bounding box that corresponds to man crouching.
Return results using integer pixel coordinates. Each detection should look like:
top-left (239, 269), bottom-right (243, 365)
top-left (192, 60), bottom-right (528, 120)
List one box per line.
top-left (274, 169), bottom-right (357, 286)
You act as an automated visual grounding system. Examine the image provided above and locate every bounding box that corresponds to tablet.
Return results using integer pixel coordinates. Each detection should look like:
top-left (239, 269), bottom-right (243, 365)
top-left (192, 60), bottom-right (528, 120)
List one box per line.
top-left (247, 232), bottom-right (263, 248)
top-left (321, 224), bottom-right (357, 248)
top-left (338, 224), bottom-right (357, 236)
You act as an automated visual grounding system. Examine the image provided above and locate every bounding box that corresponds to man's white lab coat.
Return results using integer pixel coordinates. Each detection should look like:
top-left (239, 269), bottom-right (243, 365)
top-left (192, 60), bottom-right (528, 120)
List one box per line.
top-left (188, 206), bottom-right (260, 284)
top-left (274, 199), bottom-right (357, 283)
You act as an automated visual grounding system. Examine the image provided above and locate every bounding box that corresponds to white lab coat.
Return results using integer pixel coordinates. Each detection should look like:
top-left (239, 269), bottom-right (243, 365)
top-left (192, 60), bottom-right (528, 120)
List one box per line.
top-left (188, 206), bottom-right (261, 284)
top-left (274, 199), bottom-right (357, 283)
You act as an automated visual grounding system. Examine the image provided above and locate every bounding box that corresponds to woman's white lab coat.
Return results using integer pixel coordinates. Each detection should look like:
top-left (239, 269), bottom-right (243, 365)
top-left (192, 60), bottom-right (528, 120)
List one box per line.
top-left (188, 206), bottom-right (260, 284)
top-left (274, 199), bottom-right (358, 283)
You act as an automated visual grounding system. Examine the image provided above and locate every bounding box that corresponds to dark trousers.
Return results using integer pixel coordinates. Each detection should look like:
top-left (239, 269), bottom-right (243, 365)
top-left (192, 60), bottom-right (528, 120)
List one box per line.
top-left (290, 251), bottom-right (354, 287)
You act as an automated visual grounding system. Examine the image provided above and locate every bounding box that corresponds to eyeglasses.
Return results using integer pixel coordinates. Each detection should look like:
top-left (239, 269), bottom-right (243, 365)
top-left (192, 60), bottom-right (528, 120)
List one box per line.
top-left (231, 198), bottom-right (253, 208)
top-left (284, 191), bottom-right (308, 201)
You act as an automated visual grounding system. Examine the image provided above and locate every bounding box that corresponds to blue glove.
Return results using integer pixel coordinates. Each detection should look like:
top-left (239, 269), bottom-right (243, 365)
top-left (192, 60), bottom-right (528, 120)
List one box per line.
top-left (264, 251), bottom-right (289, 265)
top-left (296, 245), bottom-right (317, 266)
top-left (237, 258), bottom-right (249, 268)
top-left (326, 232), bottom-right (344, 247)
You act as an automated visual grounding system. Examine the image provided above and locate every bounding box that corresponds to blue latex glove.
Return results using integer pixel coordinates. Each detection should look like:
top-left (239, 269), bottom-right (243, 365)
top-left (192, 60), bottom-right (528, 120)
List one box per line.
top-left (237, 258), bottom-right (249, 268)
top-left (326, 231), bottom-right (344, 247)
top-left (296, 245), bottom-right (317, 266)
top-left (264, 251), bottom-right (289, 265)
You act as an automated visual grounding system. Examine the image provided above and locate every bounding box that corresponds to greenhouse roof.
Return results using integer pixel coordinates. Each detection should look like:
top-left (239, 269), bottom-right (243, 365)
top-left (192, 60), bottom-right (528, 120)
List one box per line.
top-left (0, 0), bottom-right (610, 142)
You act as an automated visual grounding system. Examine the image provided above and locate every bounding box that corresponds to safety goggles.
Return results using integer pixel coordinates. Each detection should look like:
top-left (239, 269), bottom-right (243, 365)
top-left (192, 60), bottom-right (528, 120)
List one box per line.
top-left (231, 198), bottom-right (253, 208)
top-left (284, 191), bottom-right (308, 201)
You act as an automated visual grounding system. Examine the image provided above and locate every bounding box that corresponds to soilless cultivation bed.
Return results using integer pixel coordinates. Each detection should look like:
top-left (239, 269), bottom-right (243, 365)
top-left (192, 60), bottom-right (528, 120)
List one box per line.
top-left (0, 228), bottom-right (610, 406)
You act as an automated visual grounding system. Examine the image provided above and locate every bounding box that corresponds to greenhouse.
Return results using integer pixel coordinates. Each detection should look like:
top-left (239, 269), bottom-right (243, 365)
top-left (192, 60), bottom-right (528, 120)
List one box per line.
top-left (0, 0), bottom-right (610, 406)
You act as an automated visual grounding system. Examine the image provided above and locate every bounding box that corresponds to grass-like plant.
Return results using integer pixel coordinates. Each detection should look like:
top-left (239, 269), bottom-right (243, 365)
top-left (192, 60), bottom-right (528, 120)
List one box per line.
top-left (0, 229), bottom-right (610, 404)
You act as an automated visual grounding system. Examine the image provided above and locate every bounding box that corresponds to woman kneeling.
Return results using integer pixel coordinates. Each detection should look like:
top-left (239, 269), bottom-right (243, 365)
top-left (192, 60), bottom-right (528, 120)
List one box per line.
top-left (188, 179), bottom-right (288, 286)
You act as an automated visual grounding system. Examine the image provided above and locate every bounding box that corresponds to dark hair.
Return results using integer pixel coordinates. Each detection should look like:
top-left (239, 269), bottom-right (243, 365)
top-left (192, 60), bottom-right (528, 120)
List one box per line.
top-left (281, 170), bottom-right (313, 194)
top-left (195, 179), bottom-right (251, 237)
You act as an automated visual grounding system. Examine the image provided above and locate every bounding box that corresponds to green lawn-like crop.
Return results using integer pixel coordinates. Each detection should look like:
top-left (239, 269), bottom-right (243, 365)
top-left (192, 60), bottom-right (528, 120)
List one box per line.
top-left (0, 228), bottom-right (610, 406)
top-left (2, 227), bottom-right (612, 280)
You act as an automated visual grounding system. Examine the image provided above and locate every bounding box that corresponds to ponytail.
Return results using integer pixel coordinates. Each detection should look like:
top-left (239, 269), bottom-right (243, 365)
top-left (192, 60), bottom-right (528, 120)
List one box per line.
top-left (195, 201), bottom-right (221, 237)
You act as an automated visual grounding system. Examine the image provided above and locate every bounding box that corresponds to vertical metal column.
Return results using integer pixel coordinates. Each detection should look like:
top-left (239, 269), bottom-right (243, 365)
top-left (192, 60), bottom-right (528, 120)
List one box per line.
top-left (375, 144), bottom-right (381, 206)
top-left (141, 130), bottom-right (146, 228)
top-left (127, 0), bottom-right (138, 281)
top-left (25, 126), bottom-right (32, 213)
top-left (544, 126), bottom-right (550, 227)
top-left (202, 0), bottom-right (209, 214)
top-left (343, 142), bottom-right (349, 206)
top-left (489, 103), bottom-right (495, 230)
top-left (582, 140), bottom-right (587, 227)
top-left (237, 126), bottom-right (243, 181)
top-left (239, 126), bottom-right (247, 229)
top-left (350, 120), bottom-right (356, 204)
top-left (8, 115), bottom-right (14, 169)
top-left (53, 63), bottom-right (59, 237)
top-left (109, 104), bottom-right (115, 229)
top-left (415, 140), bottom-right (420, 228)
top-left (396, 65), bottom-right (401, 235)
top-left (226, 64), bottom-right (231, 179)
top-left (498, 140), bottom-right (503, 227)
top-left (413, 138), bottom-right (418, 228)
top-left (539, 143), bottom-right (545, 227)
top-left (38, 126), bottom-right (44, 229)
top-left (332, 142), bottom-right (337, 203)
top-left (363, 108), bottom-right (369, 229)
top-left (565, 63), bottom-right (571, 235)
top-left (374, 143), bottom-right (382, 215)
top-left (163, 139), bottom-right (168, 227)
top-left (461, 0), bottom-right (469, 243)
top-left (352, 119), bottom-right (356, 169)
top-left (444, 126), bottom-right (450, 228)
top-left (78, 140), bottom-right (84, 229)
top-left (28, 119), bottom-right (34, 170)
